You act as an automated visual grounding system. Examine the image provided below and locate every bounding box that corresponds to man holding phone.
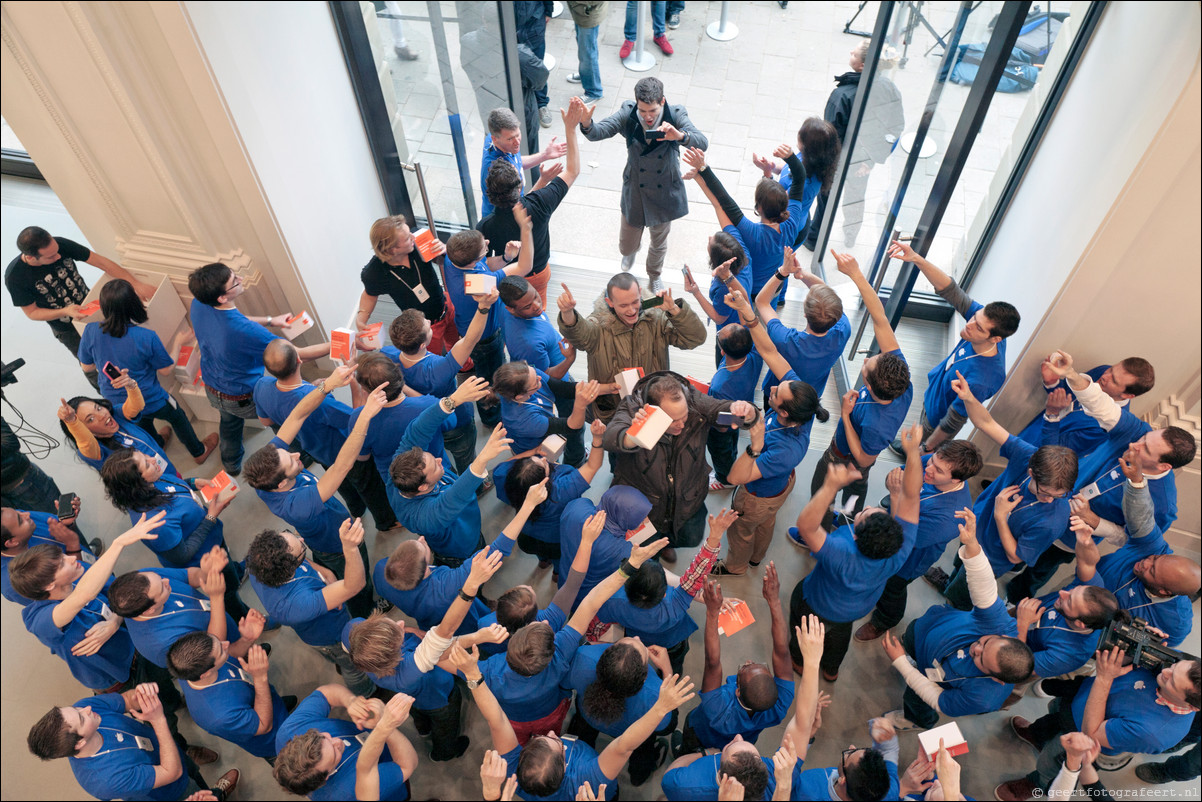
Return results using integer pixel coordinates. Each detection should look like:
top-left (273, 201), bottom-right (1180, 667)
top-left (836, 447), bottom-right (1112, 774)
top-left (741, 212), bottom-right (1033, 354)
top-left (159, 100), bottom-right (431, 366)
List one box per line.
top-left (575, 76), bottom-right (707, 293)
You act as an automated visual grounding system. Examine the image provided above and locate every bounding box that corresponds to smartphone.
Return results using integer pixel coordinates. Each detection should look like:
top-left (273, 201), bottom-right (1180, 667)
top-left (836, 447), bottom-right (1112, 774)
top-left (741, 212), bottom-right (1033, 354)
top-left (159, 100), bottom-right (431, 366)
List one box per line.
top-left (716, 411), bottom-right (740, 428)
top-left (644, 129), bottom-right (666, 141)
top-left (102, 362), bottom-right (122, 381)
top-left (681, 265), bottom-right (694, 285)
top-left (641, 295), bottom-right (665, 310)
top-left (57, 492), bottom-right (78, 518)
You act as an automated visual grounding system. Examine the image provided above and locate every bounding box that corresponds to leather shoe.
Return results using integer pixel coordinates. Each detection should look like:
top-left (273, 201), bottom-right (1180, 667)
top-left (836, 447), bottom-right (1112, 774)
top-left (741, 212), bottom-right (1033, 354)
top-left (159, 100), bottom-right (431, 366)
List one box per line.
top-left (1010, 716), bottom-right (1042, 752)
top-left (994, 778), bottom-right (1038, 801)
top-left (194, 432), bottom-right (219, 465)
top-left (1135, 762), bottom-right (1173, 784)
top-left (924, 566), bottom-right (951, 593)
top-left (213, 769), bottom-right (239, 798)
top-left (658, 547), bottom-right (677, 564)
top-left (853, 621), bottom-right (888, 642)
top-left (185, 745), bottom-right (219, 765)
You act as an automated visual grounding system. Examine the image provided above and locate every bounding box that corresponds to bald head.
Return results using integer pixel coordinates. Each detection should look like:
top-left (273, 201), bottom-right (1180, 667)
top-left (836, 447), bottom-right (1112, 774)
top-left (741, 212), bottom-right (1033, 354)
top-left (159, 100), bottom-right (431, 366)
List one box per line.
top-left (263, 339), bottom-right (300, 380)
top-left (1158, 555), bottom-right (1201, 599)
top-left (737, 664), bottom-right (779, 712)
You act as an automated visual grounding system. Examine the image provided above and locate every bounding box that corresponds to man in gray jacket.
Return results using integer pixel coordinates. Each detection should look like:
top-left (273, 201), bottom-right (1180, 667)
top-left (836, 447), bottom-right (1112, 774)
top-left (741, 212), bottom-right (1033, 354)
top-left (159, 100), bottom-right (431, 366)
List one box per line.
top-left (576, 77), bottom-right (708, 292)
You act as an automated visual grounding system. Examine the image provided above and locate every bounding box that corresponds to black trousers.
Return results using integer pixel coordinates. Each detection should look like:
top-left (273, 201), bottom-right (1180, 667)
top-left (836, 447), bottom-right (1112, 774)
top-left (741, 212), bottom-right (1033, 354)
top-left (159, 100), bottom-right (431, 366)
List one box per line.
top-left (1006, 545), bottom-right (1075, 603)
top-left (707, 426), bottom-right (739, 486)
top-left (50, 320), bottom-right (100, 391)
top-left (870, 573), bottom-right (914, 630)
top-left (336, 458), bottom-right (399, 531)
top-left (788, 584), bottom-right (854, 676)
top-left (312, 542), bottom-right (376, 620)
top-left (567, 699), bottom-right (676, 779)
top-left (810, 443), bottom-right (873, 528)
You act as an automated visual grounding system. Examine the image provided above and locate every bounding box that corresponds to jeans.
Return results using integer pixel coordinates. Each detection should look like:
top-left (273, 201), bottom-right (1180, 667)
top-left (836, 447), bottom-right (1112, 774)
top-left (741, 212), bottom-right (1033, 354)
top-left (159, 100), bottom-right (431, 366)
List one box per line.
top-left (441, 418), bottom-right (479, 477)
top-left (49, 320), bottom-right (100, 391)
top-left (1, 459), bottom-right (62, 514)
top-left (313, 641), bottom-right (375, 696)
top-left (707, 426), bottom-right (739, 485)
top-left (668, 500), bottom-right (709, 550)
top-left (312, 542), bottom-right (376, 621)
top-left (870, 574), bottom-right (914, 630)
top-left (625, 1), bottom-right (666, 39)
top-left (203, 387), bottom-right (259, 473)
top-left (573, 24), bottom-right (603, 97)
top-left (472, 332), bottom-right (505, 427)
top-left (789, 584), bottom-right (855, 677)
top-left (137, 396), bottom-right (206, 457)
top-left (339, 458), bottom-right (398, 530)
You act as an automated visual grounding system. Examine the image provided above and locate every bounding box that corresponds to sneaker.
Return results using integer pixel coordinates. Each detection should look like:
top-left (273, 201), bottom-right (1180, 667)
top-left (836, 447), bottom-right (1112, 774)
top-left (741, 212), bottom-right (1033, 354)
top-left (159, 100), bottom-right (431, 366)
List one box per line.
top-left (653, 35), bottom-right (674, 55)
top-left (629, 739), bottom-right (668, 786)
top-left (1009, 716), bottom-right (1042, 753)
top-left (854, 622), bottom-right (888, 642)
top-left (621, 252), bottom-right (636, 272)
top-left (88, 538), bottom-right (106, 558)
top-left (1031, 679), bottom-right (1051, 699)
top-left (395, 45), bottom-right (419, 61)
top-left (213, 769), bottom-right (240, 798)
top-left (1094, 752), bottom-right (1133, 772)
top-left (185, 745), bottom-right (219, 765)
top-left (667, 12), bottom-right (681, 28)
top-left (566, 72), bottom-right (583, 84)
top-left (786, 527), bottom-right (807, 549)
top-left (194, 432), bottom-right (219, 465)
top-left (432, 735), bottom-right (471, 762)
top-left (709, 474), bottom-right (734, 491)
top-left (1135, 762), bottom-right (1173, 784)
top-left (619, 39), bottom-right (634, 59)
top-left (924, 566), bottom-right (951, 593)
top-left (658, 547), bottom-right (677, 564)
top-left (710, 560), bottom-right (746, 577)
top-left (375, 597), bottom-right (395, 614)
top-left (882, 709), bottom-right (920, 731)
top-left (648, 277), bottom-right (665, 294)
top-left (887, 438), bottom-right (906, 459)
top-left (538, 106), bottom-right (552, 129)
top-left (582, 93), bottom-right (603, 104)
top-left (994, 778), bottom-right (1038, 801)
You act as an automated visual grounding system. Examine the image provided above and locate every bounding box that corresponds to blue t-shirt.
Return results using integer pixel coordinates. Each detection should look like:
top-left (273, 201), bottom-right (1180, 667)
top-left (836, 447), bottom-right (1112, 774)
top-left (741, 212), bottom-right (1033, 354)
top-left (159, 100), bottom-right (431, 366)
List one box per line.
top-left (494, 461), bottom-right (590, 544)
top-left (832, 350), bottom-right (913, 457)
top-left (726, 201), bottom-right (805, 296)
top-left (77, 413), bottom-right (176, 476)
top-left (276, 691), bottom-right (408, 801)
top-left (802, 519), bottom-right (917, 622)
top-left (790, 758), bottom-right (900, 802)
top-left (501, 738), bottom-right (614, 801)
top-left (762, 315), bottom-right (851, 399)
top-left (23, 578), bottom-right (134, 690)
top-left (478, 603), bottom-right (567, 659)
top-left (478, 623), bottom-right (583, 722)
top-left (502, 309), bottom-right (565, 372)
top-left (125, 568), bottom-right (238, 668)
top-left (68, 693), bottom-right (189, 802)
top-left (1, 512), bottom-right (97, 605)
top-left (710, 350), bottom-right (763, 405)
top-left (132, 474), bottom-right (226, 569)
top-left (251, 561), bottom-right (349, 647)
top-left (1055, 462), bottom-right (1177, 551)
top-left (599, 585), bottom-right (698, 648)
top-left (387, 347), bottom-right (473, 429)
top-left (688, 675), bottom-right (795, 748)
top-left (663, 753), bottom-right (776, 801)
top-left (1027, 581), bottom-right (1103, 679)
top-left (500, 368), bottom-right (559, 454)
top-left (373, 533), bottom-right (514, 633)
top-left (444, 258), bottom-right (507, 340)
top-left (912, 593), bottom-right (1018, 717)
top-left (562, 643), bottom-right (669, 737)
top-left (973, 436), bottom-right (1070, 575)
top-left (79, 322), bottom-right (174, 412)
top-left (922, 301), bottom-right (1006, 425)
top-left (480, 137), bottom-right (525, 218)
top-left (706, 244), bottom-right (754, 328)
top-left (1095, 527), bottom-right (1192, 648)
top-left (895, 458), bottom-right (974, 581)
top-left (746, 403), bottom-right (814, 497)
top-left (1070, 669), bottom-right (1195, 756)
top-left (189, 300), bottom-right (276, 396)
top-left (558, 500), bottom-right (632, 600)
top-left (253, 377), bottom-right (355, 467)
top-left (180, 661), bottom-right (289, 758)
top-left (1018, 367), bottom-right (1111, 455)
top-left (353, 395), bottom-right (451, 481)
top-left (257, 457), bottom-right (349, 554)
top-left (341, 619), bottom-right (454, 710)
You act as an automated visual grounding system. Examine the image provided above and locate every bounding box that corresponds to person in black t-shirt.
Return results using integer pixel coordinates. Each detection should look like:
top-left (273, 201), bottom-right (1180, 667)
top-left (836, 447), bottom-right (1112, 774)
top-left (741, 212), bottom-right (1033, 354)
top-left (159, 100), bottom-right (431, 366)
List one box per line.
top-left (357, 217), bottom-right (460, 357)
top-left (5, 227), bottom-right (157, 388)
top-left (478, 98), bottom-right (585, 307)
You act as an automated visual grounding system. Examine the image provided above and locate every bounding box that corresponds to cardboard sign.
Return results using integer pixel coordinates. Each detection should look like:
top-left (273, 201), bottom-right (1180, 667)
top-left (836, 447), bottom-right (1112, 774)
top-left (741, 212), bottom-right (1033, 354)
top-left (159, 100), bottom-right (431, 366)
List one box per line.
top-left (412, 228), bottom-right (442, 262)
top-left (615, 367), bottom-right (645, 397)
top-left (331, 327), bottom-right (356, 362)
top-left (717, 600), bottom-right (755, 637)
top-left (540, 434), bottom-right (567, 461)
top-left (626, 404), bottom-right (672, 449)
top-left (357, 322), bottom-right (383, 351)
top-left (281, 310), bottom-right (314, 340)
top-left (77, 300), bottom-right (102, 317)
top-left (687, 376), bottom-right (710, 394)
top-left (465, 273), bottom-right (497, 295)
top-left (917, 722), bottom-right (969, 762)
top-left (199, 470), bottom-right (238, 504)
top-left (625, 519), bottom-right (658, 545)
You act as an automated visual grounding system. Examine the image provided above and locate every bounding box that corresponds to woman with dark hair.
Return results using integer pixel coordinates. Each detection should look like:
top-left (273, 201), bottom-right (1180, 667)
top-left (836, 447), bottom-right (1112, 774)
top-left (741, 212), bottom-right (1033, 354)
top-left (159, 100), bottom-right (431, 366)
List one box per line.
top-left (99, 447), bottom-right (248, 616)
top-left (57, 384), bottom-right (177, 476)
top-left (78, 278), bottom-right (217, 464)
top-left (493, 418), bottom-right (607, 570)
top-left (493, 361), bottom-right (602, 470)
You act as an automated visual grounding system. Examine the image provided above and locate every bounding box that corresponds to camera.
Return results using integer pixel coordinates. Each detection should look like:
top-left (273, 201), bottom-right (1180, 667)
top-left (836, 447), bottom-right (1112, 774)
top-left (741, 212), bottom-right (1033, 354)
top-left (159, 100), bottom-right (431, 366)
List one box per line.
top-left (0, 358), bottom-right (24, 388)
top-left (1098, 617), bottom-right (1197, 672)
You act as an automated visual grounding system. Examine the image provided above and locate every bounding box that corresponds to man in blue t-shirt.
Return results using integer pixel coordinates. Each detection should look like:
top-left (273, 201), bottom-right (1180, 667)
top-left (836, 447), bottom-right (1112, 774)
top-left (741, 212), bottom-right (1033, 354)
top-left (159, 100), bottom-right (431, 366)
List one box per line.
top-left (704, 321), bottom-right (763, 489)
top-left (255, 338), bottom-right (398, 532)
top-left (788, 423), bottom-right (922, 682)
top-left (926, 375), bottom-right (1077, 612)
top-left (382, 286), bottom-right (500, 474)
top-left (884, 240), bottom-right (1019, 459)
top-left (882, 509), bottom-right (1034, 730)
top-left (245, 367), bottom-right (389, 619)
top-left (27, 683), bottom-right (238, 802)
top-left (187, 261), bottom-right (329, 475)
top-left (499, 275), bottom-right (577, 379)
top-left (806, 252), bottom-right (912, 521)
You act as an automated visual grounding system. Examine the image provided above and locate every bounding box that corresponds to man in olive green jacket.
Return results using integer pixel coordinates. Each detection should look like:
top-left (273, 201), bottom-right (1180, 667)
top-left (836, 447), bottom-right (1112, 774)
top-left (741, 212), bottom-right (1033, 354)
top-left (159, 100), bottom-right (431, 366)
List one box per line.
top-left (556, 272), bottom-right (706, 423)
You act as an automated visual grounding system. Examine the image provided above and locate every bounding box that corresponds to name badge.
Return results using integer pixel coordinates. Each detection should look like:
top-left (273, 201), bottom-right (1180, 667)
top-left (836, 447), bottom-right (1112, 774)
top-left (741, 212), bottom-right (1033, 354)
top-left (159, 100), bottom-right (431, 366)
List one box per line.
top-left (153, 453), bottom-right (169, 473)
top-left (412, 284), bottom-right (430, 303)
top-left (1079, 482), bottom-right (1101, 500)
top-left (354, 732), bottom-right (370, 745)
top-left (98, 601), bottom-right (116, 623)
top-left (198, 599), bottom-right (211, 612)
top-left (236, 667), bottom-right (253, 683)
top-left (134, 735), bottom-right (155, 751)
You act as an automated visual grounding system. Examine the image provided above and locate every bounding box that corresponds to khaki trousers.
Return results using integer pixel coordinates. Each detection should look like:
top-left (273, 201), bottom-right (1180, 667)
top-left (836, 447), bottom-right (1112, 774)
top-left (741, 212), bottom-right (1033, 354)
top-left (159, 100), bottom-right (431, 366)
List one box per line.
top-left (725, 471), bottom-right (797, 573)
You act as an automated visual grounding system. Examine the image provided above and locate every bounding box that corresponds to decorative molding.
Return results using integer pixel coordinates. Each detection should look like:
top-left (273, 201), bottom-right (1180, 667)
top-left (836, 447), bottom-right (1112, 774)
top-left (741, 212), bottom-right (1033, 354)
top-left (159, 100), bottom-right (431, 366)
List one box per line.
top-left (114, 234), bottom-right (261, 284)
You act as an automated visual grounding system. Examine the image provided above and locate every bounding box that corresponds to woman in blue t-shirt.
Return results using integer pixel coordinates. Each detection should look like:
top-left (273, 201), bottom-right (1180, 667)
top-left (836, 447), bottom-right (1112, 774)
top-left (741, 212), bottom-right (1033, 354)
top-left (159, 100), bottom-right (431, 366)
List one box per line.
top-left (57, 385), bottom-right (178, 477)
top-left (78, 279), bottom-right (217, 464)
top-left (493, 361), bottom-right (600, 468)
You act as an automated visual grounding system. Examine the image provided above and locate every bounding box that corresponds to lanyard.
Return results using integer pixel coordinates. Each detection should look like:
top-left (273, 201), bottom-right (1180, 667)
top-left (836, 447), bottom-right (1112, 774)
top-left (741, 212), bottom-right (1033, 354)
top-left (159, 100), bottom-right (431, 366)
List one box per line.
top-left (1113, 576), bottom-right (1169, 612)
top-left (921, 483), bottom-right (965, 503)
top-left (85, 728), bottom-right (153, 758)
top-left (1007, 476), bottom-right (1043, 516)
top-left (387, 263), bottom-right (424, 292)
top-left (144, 592), bottom-right (209, 619)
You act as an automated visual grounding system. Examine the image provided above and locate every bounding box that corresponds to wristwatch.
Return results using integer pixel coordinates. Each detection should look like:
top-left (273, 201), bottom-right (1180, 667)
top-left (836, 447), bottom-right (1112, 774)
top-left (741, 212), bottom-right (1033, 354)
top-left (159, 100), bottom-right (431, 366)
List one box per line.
top-left (745, 444), bottom-right (762, 458)
top-left (442, 397), bottom-right (458, 412)
top-left (466, 675), bottom-right (483, 689)
top-left (457, 588), bottom-right (473, 603)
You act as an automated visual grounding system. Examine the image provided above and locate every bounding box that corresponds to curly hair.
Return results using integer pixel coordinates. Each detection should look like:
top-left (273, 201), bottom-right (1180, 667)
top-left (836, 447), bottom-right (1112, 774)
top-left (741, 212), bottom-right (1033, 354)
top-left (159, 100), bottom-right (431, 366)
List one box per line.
top-left (274, 730), bottom-right (330, 795)
top-left (866, 352), bottom-right (911, 401)
top-left (581, 642), bottom-right (647, 725)
top-left (854, 512), bottom-right (905, 560)
top-left (100, 449), bottom-right (172, 513)
top-left (246, 529), bottom-right (304, 588)
top-left (486, 160), bottom-right (523, 209)
top-left (845, 748), bottom-right (891, 801)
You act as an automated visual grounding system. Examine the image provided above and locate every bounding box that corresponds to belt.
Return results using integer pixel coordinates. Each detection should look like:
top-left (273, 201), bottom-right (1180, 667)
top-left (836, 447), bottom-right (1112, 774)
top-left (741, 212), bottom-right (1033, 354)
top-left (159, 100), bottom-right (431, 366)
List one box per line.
top-left (743, 469), bottom-right (796, 499)
top-left (205, 386), bottom-right (254, 402)
top-left (828, 442), bottom-right (852, 461)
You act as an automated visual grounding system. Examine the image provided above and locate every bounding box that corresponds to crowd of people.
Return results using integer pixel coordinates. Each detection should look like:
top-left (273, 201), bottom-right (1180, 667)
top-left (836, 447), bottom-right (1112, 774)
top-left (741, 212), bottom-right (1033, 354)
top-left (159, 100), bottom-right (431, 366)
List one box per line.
top-left (3, 55), bottom-right (1199, 802)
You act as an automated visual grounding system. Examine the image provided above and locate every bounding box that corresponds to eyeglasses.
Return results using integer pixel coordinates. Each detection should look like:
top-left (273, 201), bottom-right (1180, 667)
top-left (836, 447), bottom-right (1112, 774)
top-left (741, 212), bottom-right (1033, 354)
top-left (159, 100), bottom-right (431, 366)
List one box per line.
top-left (842, 746), bottom-right (865, 771)
top-left (1030, 479), bottom-right (1070, 500)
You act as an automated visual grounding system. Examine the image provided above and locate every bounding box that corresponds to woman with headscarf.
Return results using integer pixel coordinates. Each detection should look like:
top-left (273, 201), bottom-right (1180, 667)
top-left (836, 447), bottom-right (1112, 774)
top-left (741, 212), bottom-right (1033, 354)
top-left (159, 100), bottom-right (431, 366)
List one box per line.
top-left (558, 485), bottom-right (654, 606)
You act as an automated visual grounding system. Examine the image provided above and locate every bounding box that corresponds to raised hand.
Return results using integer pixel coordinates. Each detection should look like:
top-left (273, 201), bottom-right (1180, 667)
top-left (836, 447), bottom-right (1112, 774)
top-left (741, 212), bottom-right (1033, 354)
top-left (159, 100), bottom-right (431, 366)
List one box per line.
top-left (540, 136), bottom-right (567, 160)
top-left (717, 773), bottom-right (745, 801)
top-left (900, 422), bottom-right (924, 456)
top-left (521, 477), bottom-right (550, 511)
top-left (448, 640), bottom-right (482, 676)
top-left (589, 418), bottom-right (606, 440)
top-left (703, 577), bottom-right (724, 615)
top-left (377, 693), bottom-right (414, 731)
top-left (557, 283), bottom-right (577, 314)
top-left (723, 290), bottom-right (751, 315)
top-left (481, 750), bottom-right (509, 800)
top-left (824, 462), bottom-right (862, 490)
top-left (1069, 514), bottom-right (1096, 542)
top-left (772, 733), bottom-right (798, 793)
top-left (1046, 350), bottom-right (1074, 378)
top-left (869, 716), bottom-right (896, 744)
top-left (949, 370), bottom-right (976, 402)
top-left (239, 608), bottom-right (267, 642)
top-left (198, 565), bottom-right (225, 599)
top-left (1015, 597), bottom-right (1045, 633)
top-left (512, 202), bottom-right (533, 231)
top-left (994, 485), bottom-right (1023, 521)
top-left (657, 287), bottom-right (678, 315)
top-left (655, 673), bottom-right (696, 711)
top-left (480, 423), bottom-right (514, 462)
top-left (559, 340), bottom-right (576, 361)
top-left (129, 683), bottom-right (165, 724)
top-left (362, 381), bottom-right (390, 417)
top-left (772, 143), bottom-right (794, 160)
top-left (581, 510), bottom-right (607, 544)
top-left (762, 561), bottom-right (780, 603)
top-left (707, 508), bottom-right (739, 542)
top-left (682, 264), bottom-right (700, 294)
top-left (576, 781), bottom-right (606, 801)
top-left (340, 517), bottom-right (366, 549)
top-left (58, 397), bottom-right (77, 424)
top-left (630, 536), bottom-right (669, 568)
top-left (114, 511), bottom-right (167, 547)
top-left (238, 643), bottom-right (270, 680)
top-left (885, 466), bottom-right (904, 496)
top-left (451, 375), bottom-right (491, 406)
top-left (828, 250), bottom-right (862, 277)
top-left (466, 547), bottom-right (505, 593)
top-left (109, 367), bottom-right (136, 391)
top-left (1118, 447), bottom-right (1143, 484)
top-left (796, 614), bottom-right (825, 662)
top-left (538, 161), bottom-right (564, 183)
top-left (476, 623), bottom-right (510, 646)
top-left (955, 507), bottom-right (977, 542)
top-left (881, 629), bottom-right (906, 661)
top-left (1045, 387), bottom-right (1072, 417)
top-left (575, 380), bottom-right (602, 407)
top-left (752, 152), bottom-right (777, 178)
top-left (681, 146), bottom-right (707, 172)
top-left (887, 239), bottom-right (918, 263)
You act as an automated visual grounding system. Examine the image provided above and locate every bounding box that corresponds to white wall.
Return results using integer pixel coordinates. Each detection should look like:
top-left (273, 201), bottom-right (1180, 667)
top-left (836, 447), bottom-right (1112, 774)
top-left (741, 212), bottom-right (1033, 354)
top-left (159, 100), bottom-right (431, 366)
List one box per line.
top-left (184, 1), bottom-right (389, 333)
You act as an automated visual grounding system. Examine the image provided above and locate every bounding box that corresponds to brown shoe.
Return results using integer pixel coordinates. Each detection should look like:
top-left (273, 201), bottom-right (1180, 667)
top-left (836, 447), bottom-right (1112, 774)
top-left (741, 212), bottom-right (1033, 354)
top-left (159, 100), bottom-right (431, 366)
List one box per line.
top-left (821, 668), bottom-right (839, 682)
top-left (212, 768), bottom-right (240, 798)
top-left (854, 622), bottom-right (888, 642)
top-left (185, 745), bottom-right (219, 765)
top-left (1001, 689), bottom-right (1025, 709)
top-left (994, 777), bottom-right (1038, 801)
top-left (658, 547), bottom-right (677, 564)
top-left (157, 426), bottom-right (174, 449)
top-left (194, 433), bottom-right (219, 465)
top-left (1010, 716), bottom-right (1041, 752)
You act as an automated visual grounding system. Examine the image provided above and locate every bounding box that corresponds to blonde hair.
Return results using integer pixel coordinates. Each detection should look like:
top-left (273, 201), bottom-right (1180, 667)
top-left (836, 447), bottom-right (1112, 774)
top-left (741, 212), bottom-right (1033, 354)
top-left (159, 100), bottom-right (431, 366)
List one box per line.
top-left (370, 216), bottom-right (408, 261)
